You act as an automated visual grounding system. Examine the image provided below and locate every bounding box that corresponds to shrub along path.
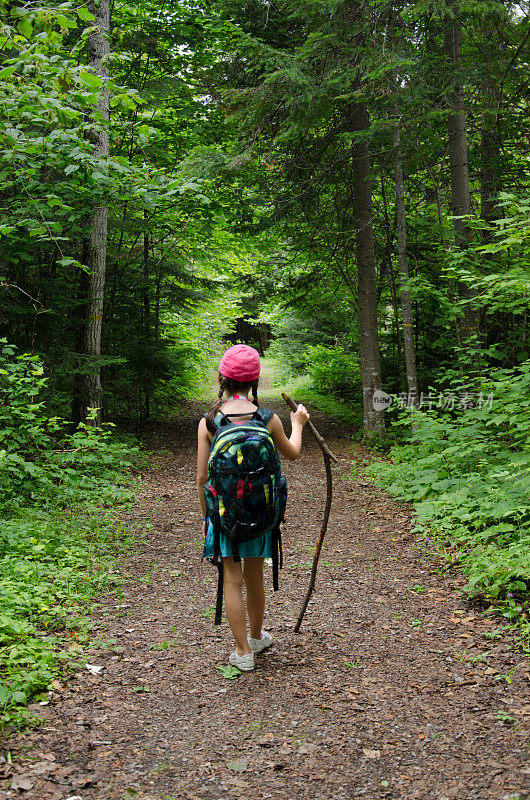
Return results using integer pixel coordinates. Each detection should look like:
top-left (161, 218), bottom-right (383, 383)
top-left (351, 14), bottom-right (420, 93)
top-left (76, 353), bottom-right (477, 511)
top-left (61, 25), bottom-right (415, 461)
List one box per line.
top-left (2, 402), bottom-right (529, 800)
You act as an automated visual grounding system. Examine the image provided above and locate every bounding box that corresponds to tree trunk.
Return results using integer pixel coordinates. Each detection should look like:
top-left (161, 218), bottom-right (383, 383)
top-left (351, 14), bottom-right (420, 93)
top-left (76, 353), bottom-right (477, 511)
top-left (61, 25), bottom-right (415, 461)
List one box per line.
top-left (74, 0), bottom-right (110, 426)
top-left (393, 123), bottom-right (419, 405)
top-left (479, 100), bottom-right (501, 337)
top-left (444, 7), bottom-right (480, 347)
top-left (71, 254), bottom-right (89, 427)
top-left (380, 175), bottom-right (402, 378)
top-left (349, 101), bottom-right (385, 438)
top-left (480, 107), bottom-right (501, 238)
top-left (142, 211), bottom-right (151, 424)
top-left (154, 270), bottom-right (161, 340)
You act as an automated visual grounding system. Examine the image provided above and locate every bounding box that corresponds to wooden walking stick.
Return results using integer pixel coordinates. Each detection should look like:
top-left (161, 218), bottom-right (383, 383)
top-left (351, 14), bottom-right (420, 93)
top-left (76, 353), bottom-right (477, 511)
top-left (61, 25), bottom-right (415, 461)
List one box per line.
top-left (281, 393), bottom-right (338, 632)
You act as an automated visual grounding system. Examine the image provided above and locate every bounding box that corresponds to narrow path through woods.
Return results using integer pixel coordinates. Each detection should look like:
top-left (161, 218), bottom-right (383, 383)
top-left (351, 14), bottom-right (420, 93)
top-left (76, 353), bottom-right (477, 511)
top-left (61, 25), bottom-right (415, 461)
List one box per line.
top-left (3, 399), bottom-right (529, 800)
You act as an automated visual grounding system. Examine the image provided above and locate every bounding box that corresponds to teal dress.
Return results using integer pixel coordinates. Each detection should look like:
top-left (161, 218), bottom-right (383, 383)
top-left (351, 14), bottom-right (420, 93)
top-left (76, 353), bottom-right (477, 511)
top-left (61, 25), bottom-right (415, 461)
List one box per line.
top-left (203, 517), bottom-right (272, 561)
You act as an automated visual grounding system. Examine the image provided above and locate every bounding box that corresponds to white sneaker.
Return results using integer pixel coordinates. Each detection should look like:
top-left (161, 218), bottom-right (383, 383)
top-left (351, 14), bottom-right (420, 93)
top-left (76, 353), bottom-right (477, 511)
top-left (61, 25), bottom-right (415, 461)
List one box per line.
top-left (248, 630), bottom-right (273, 654)
top-left (229, 649), bottom-right (254, 671)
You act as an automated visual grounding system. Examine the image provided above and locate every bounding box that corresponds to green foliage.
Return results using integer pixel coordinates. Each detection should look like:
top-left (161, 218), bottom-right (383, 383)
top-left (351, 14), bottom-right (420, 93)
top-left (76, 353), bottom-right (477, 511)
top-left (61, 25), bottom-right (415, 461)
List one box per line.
top-left (0, 339), bottom-right (136, 505)
top-left (0, 0), bottom-right (241, 422)
top-left (260, 281), bottom-right (359, 376)
top-left (0, 340), bottom-right (60, 502)
top-left (151, 258), bottom-right (248, 414)
top-left (216, 664), bottom-right (241, 679)
top-left (271, 362), bottom-right (362, 429)
top-left (365, 361), bottom-right (530, 646)
top-left (0, 344), bottom-right (140, 727)
top-left (304, 345), bottom-right (362, 402)
top-left (442, 194), bottom-right (530, 367)
top-left (0, 507), bottom-right (137, 727)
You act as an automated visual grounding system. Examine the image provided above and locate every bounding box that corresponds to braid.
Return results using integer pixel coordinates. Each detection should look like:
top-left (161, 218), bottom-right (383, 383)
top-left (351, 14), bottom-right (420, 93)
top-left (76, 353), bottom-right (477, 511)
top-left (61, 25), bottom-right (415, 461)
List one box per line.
top-left (205, 375), bottom-right (227, 433)
top-left (251, 381), bottom-right (259, 407)
top-left (218, 376), bottom-right (226, 405)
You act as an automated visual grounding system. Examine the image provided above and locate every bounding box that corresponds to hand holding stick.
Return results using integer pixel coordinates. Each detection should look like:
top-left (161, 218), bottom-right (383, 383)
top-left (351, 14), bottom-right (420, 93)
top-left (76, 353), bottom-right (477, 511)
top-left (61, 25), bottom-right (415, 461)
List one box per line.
top-left (281, 393), bottom-right (336, 632)
top-left (282, 393), bottom-right (338, 464)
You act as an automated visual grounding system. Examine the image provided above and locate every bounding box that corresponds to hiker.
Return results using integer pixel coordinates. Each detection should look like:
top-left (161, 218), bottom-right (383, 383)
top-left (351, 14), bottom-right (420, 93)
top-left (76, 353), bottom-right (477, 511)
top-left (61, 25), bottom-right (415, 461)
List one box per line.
top-left (197, 344), bottom-right (309, 671)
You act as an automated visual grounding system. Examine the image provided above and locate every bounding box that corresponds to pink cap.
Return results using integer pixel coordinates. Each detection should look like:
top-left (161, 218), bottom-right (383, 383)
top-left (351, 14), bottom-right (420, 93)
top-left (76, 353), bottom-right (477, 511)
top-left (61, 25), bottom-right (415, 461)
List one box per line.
top-left (219, 344), bottom-right (261, 382)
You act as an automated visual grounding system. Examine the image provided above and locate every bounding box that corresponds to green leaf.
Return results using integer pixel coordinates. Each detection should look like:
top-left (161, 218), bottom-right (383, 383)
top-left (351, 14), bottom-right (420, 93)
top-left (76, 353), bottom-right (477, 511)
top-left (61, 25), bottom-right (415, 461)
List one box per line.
top-left (0, 66), bottom-right (16, 80)
top-left (17, 20), bottom-right (33, 37)
top-left (64, 164), bottom-right (79, 175)
top-left (77, 7), bottom-right (95, 21)
top-left (57, 14), bottom-right (77, 29)
top-left (216, 664), bottom-right (241, 679)
top-left (79, 70), bottom-right (103, 89)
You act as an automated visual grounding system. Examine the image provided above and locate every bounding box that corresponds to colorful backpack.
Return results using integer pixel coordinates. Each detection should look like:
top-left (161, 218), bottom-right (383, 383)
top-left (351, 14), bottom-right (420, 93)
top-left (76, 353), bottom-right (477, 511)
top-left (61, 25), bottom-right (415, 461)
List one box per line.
top-left (204, 407), bottom-right (286, 624)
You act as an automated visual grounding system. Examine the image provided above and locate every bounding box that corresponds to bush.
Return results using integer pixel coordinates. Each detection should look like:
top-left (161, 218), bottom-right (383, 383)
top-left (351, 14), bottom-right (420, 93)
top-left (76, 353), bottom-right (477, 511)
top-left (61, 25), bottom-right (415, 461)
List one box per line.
top-left (0, 341), bottom-right (140, 727)
top-left (259, 301), bottom-right (358, 379)
top-left (0, 340), bottom-right (61, 504)
top-left (365, 361), bottom-right (530, 645)
top-left (304, 345), bottom-right (362, 402)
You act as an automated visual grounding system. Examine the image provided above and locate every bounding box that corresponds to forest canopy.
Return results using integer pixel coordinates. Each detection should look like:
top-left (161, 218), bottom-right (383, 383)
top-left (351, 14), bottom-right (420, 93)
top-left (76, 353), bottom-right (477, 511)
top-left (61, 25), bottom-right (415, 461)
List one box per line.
top-left (1, 0), bottom-right (528, 430)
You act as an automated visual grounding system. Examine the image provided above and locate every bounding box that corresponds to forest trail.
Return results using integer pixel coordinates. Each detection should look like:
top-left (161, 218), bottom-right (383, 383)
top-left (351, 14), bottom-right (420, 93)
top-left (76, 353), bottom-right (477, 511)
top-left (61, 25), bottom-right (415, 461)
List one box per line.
top-left (3, 401), bottom-right (529, 800)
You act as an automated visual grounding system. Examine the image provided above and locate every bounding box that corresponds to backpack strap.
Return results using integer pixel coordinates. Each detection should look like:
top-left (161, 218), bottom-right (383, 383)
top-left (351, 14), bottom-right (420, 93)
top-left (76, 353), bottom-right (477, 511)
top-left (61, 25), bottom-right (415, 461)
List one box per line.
top-left (202, 410), bottom-right (226, 433)
top-left (212, 521), bottom-right (241, 625)
top-left (213, 519), bottom-right (223, 625)
top-left (253, 407), bottom-right (274, 426)
top-left (214, 562), bottom-right (223, 625)
top-left (212, 411), bottom-right (226, 431)
top-left (271, 523), bottom-right (283, 592)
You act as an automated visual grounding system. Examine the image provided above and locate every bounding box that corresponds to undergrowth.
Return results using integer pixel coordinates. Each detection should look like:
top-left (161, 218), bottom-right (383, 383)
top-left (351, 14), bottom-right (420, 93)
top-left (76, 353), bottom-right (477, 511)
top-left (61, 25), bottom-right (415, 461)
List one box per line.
top-left (364, 361), bottom-right (530, 650)
top-left (0, 340), bottom-right (142, 728)
top-left (267, 355), bottom-right (363, 429)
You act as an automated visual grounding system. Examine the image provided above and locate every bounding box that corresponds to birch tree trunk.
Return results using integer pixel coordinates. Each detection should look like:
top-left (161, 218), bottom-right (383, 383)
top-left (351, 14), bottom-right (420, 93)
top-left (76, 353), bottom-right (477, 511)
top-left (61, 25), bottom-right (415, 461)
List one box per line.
top-left (349, 101), bottom-right (385, 438)
top-left (393, 122), bottom-right (419, 405)
top-left (75, 0), bottom-right (110, 426)
top-left (444, 7), bottom-right (480, 348)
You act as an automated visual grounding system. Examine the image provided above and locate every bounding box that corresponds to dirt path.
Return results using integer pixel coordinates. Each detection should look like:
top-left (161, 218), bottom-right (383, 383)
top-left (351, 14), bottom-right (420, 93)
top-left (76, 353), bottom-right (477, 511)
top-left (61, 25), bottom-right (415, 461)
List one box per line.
top-left (2, 401), bottom-right (529, 800)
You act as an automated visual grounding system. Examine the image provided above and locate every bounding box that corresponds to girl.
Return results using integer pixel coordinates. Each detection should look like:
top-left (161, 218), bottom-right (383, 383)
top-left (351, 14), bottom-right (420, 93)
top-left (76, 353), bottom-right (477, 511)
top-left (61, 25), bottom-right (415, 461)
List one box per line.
top-left (197, 344), bottom-right (309, 671)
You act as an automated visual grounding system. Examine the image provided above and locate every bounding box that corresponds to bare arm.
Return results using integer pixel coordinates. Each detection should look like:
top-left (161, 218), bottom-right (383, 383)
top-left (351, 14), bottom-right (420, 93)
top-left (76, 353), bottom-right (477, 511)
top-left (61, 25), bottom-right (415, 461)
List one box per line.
top-left (197, 416), bottom-right (211, 518)
top-left (269, 405), bottom-right (309, 461)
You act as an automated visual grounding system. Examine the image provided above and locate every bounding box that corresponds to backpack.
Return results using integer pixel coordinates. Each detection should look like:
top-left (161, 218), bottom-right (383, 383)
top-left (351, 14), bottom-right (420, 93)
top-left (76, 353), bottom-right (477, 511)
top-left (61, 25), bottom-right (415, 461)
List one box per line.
top-left (204, 406), bottom-right (287, 625)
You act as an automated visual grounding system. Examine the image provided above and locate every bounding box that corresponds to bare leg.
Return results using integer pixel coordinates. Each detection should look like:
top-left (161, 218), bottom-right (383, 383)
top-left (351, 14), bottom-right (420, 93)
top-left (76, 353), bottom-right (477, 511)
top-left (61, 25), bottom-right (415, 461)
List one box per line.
top-left (243, 557), bottom-right (265, 640)
top-left (222, 557), bottom-right (251, 655)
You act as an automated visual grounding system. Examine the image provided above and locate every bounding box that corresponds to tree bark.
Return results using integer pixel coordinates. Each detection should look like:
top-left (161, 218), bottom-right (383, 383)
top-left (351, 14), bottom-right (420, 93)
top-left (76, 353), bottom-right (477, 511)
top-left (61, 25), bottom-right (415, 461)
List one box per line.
top-left (444, 7), bottom-right (480, 347)
top-left (393, 123), bottom-right (419, 405)
top-left (349, 101), bottom-right (385, 438)
top-left (480, 107), bottom-right (501, 238)
top-left (478, 98), bottom-right (501, 338)
top-left (380, 175), bottom-right (402, 373)
top-left (74, 0), bottom-right (110, 426)
top-left (142, 211), bottom-right (151, 424)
